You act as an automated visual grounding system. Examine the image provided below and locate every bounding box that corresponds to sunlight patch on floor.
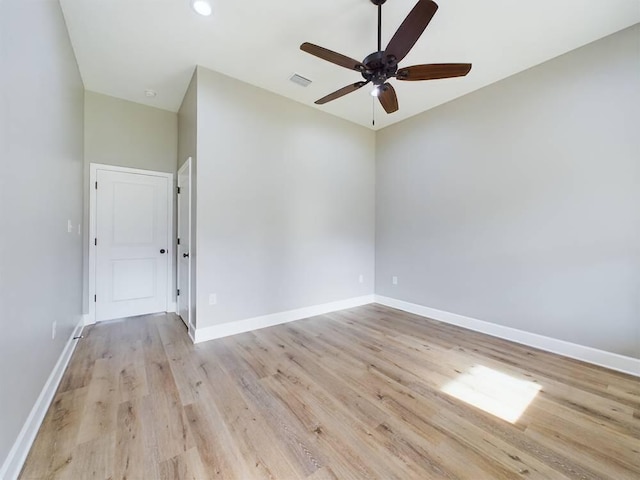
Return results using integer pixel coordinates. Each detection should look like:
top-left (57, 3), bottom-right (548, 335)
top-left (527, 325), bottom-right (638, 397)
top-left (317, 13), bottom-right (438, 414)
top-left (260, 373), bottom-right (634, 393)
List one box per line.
top-left (441, 365), bottom-right (541, 423)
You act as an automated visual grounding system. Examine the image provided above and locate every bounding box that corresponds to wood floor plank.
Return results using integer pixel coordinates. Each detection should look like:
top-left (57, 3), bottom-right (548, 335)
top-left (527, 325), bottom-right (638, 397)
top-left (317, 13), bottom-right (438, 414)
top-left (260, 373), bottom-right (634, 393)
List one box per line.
top-left (306, 466), bottom-right (339, 480)
top-left (56, 328), bottom-right (99, 394)
top-left (261, 367), bottom-right (413, 479)
top-left (117, 339), bottom-right (148, 404)
top-left (524, 411), bottom-right (640, 480)
top-left (66, 433), bottom-right (115, 480)
top-left (75, 358), bottom-right (119, 445)
top-left (20, 306), bottom-right (640, 480)
top-left (156, 318), bottom-right (207, 406)
top-left (114, 399), bottom-right (145, 480)
top-left (183, 400), bottom-right (250, 479)
top-left (211, 340), bottom-right (325, 478)
top-left (140, 319), bottom-right (195, 463)
top-left (204, 345), bottom-right (317, 478)
top-left (158, 447), bottom-right (209, 480)
top-left (19, 387), bottom-right (88, 480)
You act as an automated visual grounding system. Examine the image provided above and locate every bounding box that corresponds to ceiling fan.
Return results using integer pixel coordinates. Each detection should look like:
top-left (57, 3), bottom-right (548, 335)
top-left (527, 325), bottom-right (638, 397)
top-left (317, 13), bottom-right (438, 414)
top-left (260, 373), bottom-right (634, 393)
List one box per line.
top-left (300, 0), bottom-right (471, 114)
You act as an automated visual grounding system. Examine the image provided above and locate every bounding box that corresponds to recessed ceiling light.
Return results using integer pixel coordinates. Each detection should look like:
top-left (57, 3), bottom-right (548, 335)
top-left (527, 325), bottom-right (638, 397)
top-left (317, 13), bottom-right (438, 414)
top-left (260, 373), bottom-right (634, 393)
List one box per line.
top-left (145, 90), bottom-right (157, 98)
top-left (191, 0), bottom-right (212, 16)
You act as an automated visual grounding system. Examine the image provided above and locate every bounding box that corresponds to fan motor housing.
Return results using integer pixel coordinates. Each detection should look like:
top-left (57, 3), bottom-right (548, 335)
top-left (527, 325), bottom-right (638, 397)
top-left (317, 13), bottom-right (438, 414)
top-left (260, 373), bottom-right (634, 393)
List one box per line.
top-left (362, 51), bottom-right (397, 85)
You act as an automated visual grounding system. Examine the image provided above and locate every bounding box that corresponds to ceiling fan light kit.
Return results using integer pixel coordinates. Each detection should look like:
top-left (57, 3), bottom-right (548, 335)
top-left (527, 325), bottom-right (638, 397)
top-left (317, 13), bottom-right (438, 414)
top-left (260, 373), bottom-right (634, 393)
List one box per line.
top-left (300, 0), bottom-right (472, 115)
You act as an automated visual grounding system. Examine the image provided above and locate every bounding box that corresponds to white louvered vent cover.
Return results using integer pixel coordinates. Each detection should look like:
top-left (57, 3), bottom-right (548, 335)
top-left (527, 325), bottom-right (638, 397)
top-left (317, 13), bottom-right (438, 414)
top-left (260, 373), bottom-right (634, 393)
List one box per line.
top-left (289, 73), bottom-right (312, 87)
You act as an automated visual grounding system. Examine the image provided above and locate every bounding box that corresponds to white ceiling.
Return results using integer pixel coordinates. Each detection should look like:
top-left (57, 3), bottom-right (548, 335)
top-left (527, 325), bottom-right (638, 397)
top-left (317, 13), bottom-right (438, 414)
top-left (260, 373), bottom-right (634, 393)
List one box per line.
top-left (60, 0), bottom-right (640, 130)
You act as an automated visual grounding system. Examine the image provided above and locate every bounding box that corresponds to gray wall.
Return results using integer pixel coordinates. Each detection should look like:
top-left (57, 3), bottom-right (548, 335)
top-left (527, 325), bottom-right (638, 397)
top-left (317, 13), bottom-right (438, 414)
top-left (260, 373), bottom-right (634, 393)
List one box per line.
top-left (376, 26), bottom-right (640, 358)
top-left (177, 71), bottom-right (198, 325)
top-left (82, 91), bottom-right (178, 312)
top-left (196, 67), bottom-right (375, 328)
top-left (0, 0), bottom-right (84, 468)
top-left (84, 90), bottom-right (177, 173)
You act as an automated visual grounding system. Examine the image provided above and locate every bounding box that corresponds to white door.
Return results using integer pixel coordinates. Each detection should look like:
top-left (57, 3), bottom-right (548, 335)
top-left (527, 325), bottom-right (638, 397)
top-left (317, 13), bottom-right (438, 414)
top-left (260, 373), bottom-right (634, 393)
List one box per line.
top-left (95, 169), bottom-right (170, 321)
top-left (177, 158), bottom-right (192, 327)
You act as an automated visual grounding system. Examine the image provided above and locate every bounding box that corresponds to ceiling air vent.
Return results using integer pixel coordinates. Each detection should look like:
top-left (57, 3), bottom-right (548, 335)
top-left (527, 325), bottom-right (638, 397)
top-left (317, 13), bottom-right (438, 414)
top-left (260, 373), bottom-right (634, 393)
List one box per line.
top-left (289, 73), bottom-right (312, 87)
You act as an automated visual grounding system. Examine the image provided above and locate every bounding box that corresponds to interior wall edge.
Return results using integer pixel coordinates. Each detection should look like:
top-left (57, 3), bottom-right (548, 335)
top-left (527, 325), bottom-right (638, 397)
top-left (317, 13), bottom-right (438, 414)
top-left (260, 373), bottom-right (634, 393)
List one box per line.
top-left (0, 319), bottom-right (84, 480)
top-left (374, 295), bottom-right (640, 378)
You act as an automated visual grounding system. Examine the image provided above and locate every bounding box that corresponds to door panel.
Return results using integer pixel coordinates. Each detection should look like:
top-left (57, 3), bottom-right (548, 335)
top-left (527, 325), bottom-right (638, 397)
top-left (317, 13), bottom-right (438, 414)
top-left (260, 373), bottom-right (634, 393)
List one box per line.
top-left (96, 169), bottom-right (169, 321)
top-left (112, 182), bottom-right (156, 244)
top-left (177, 159), bottom-right (192, 327)
top-left (111, 259), bottom-right (156, 301)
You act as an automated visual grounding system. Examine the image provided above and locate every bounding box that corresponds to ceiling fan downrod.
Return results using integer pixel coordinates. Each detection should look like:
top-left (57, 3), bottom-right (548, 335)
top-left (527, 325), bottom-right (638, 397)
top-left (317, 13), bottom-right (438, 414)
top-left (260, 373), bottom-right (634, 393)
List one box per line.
top-left (373, 0), bottom-right (386, 52)
top-left (364, 0), bottom-right (396, 89)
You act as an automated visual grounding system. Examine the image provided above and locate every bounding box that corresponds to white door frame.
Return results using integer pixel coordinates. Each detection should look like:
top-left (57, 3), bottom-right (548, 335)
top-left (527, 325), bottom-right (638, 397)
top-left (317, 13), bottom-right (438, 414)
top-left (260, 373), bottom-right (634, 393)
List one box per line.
top-left (177, 157), bottom-right (193, 332)
top-left (88, 163), bottom-right (174, 325)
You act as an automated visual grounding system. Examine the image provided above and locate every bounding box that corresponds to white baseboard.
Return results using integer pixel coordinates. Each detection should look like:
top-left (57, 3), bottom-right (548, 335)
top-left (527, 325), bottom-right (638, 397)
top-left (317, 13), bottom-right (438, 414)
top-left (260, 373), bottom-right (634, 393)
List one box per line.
top-left (374, 295), bottom-right (640, 377)
top-left (0, 318), bottom-right (84, 480)
top-left (193, 294), bottom-right (376, 344)
top-left (83, 304), bottom-right (176, 326)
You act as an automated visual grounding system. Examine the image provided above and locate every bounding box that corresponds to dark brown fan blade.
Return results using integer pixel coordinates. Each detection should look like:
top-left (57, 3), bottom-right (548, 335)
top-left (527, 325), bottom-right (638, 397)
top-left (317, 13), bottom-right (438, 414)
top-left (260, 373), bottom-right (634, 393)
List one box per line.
top-left (315, 82), bottom-right (368, 105)
top-left (397, 63), bottom-right (472, 81)
top-left (384, 0), bottom-right (438, 64)
top-left (378, 83), bottom-right (399, 114)
top-left (301, 43), bottom-right (364, 71)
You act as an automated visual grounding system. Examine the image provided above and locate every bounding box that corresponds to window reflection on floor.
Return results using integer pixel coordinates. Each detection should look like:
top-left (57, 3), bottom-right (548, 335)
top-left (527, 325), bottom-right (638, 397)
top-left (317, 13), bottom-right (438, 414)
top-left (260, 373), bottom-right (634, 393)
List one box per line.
top-left (441, 365), bottom-right (541, 423)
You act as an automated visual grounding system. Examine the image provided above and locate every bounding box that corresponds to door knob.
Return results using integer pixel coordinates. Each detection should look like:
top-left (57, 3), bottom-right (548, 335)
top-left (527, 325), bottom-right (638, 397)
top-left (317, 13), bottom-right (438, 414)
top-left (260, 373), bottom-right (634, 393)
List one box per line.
top-left (160, 249), bottom-right (166, 254)
top-left (183, 253), bottom-right (189, 258)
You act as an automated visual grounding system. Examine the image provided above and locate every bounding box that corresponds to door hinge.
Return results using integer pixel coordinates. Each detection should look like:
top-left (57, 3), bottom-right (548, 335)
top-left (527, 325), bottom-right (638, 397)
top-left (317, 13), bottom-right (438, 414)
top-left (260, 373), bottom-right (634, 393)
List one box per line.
top-left (94, 294), bottom-right (97, 302)
top-left (94, 238), bottom-right (97, 246)
top-left (177, 238), bottom-right (180, 245)
top-left (177, 186), bottom-right (181, 194)
top-left (95, 181), bottom-right (98, 190)
top-left (177, 289), bottom-right (180, 296)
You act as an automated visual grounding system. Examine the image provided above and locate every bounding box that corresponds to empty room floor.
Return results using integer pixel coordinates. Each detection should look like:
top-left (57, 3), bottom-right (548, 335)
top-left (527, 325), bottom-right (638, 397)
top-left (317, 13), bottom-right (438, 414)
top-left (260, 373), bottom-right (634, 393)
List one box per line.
top-left (20, 304), bottom-right (640, 479)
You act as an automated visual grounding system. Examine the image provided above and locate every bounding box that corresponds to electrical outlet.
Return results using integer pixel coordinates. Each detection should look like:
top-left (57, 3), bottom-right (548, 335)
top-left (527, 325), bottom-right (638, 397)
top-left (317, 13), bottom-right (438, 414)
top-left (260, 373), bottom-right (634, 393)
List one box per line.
top-left (358, 274), bottom-right (364, 284)
top-left (67, 220), bottom-right (73, 233)
top-left (209, 293), bottom-right (217, 305)
top-left (392, 276), bottom-right (398, 285)
top-left (52, 321), bottom-right (57, 340)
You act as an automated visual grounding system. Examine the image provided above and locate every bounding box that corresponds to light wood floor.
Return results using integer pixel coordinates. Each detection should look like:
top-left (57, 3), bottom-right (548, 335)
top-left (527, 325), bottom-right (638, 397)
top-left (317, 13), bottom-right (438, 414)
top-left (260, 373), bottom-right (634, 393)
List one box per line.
top-left (20, 304), bottom-right (640, 479)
